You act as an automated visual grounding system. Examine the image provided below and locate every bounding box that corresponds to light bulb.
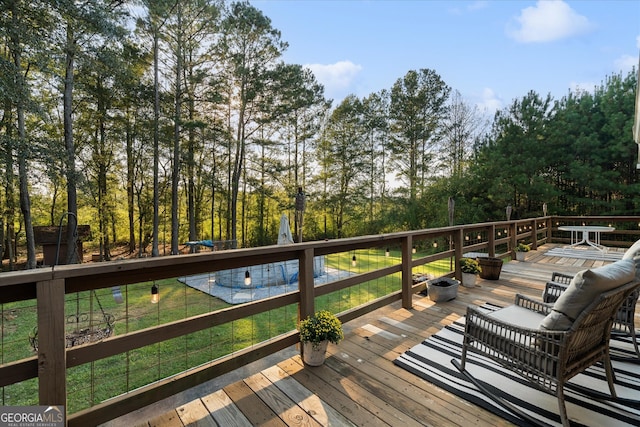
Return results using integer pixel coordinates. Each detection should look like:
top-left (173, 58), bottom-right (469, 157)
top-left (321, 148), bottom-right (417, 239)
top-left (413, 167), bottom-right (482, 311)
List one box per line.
top-left (151, 284), bottom-right (159, 304)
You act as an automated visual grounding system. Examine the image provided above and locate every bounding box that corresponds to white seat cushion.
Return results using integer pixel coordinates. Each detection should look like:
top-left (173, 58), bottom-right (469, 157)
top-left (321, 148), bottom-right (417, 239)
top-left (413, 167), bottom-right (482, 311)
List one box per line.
top-left (489, 304), bottom-right (546, 329)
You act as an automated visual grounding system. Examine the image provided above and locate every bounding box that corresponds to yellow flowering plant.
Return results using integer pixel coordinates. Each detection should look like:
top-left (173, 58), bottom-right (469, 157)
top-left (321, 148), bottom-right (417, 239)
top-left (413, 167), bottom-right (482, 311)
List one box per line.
top-left (516, 243), bottom-right (531, 252)
top-left (460, 257), bottom-right (481, 274)
top-left (299, 310), bottom-right (344, 349)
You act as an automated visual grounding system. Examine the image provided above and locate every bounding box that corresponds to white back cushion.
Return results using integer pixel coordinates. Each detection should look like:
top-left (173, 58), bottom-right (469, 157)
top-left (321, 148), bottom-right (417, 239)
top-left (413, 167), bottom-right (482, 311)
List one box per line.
top-left (540, 259), bottom-right (636, 330)
top-left (623, 239), bottom-right (640, 279)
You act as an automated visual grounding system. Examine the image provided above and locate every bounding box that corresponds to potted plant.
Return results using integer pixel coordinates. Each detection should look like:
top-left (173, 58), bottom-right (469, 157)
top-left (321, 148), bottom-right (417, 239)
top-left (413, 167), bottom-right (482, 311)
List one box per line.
top-left (459, 257), bottom-right (481, 287)
top-left (478, 256), bottom-right (504, 280)
top-left (299, 310), bottom-right (344, 366)
top-left (426, 277), bottom-right (460, 302)
top-left (515, 242), bottom-right (530, 261)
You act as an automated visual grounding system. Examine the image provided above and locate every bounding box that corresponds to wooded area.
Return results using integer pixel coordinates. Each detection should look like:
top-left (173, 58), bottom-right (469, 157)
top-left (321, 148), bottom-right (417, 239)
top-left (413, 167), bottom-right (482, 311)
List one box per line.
top-left (0, 0), bottom-right (638, 270)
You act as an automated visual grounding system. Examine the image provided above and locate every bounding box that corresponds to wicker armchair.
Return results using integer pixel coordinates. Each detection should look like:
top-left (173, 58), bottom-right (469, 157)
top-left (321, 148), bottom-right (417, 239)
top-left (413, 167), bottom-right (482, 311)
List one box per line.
top-left (551, 271), bottom-right (574, 284)
top-left (541, 272), bottom-right (574, 302)
top-left (453, 279), bottom-right (640, 427)
top-left (543, 272), bottom-right (640, 360)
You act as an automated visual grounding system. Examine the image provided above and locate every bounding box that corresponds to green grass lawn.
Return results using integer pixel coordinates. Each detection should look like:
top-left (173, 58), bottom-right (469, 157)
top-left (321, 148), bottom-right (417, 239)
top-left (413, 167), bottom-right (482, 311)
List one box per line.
top-left (1, 248), bottom-right (451, 412)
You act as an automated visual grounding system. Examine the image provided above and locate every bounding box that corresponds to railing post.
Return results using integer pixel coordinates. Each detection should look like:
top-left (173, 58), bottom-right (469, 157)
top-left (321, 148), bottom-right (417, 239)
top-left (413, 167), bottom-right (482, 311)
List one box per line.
top-left (454, 229), bottom-right (463, 280)
top-left (532, 219), bottom-right (539, 250)
top-left (488, 224), bottom-right (496, 257)
top-left (298, 248), bottom-right (315, 322)
top-left (509, 222), bottom-right (517, 257)
top-left (37, 279), bottom-right (67, 414)
top-left (401, 235), bottom-right (413, 309)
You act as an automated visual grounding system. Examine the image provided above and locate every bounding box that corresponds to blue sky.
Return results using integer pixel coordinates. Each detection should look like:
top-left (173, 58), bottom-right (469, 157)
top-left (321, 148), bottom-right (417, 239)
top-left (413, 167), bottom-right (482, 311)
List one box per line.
top-left (251, 0), bottom-right (640, 114)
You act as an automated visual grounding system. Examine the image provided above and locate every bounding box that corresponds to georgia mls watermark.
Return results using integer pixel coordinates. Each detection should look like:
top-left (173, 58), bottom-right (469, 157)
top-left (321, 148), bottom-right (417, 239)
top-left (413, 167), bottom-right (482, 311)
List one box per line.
top-left (0, 406), bottom-right (64, 427)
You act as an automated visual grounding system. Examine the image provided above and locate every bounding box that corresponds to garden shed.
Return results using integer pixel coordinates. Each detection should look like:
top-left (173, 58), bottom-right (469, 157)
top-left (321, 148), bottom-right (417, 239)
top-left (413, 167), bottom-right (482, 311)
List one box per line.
top-left (34, 225), bottom-right (91, 265)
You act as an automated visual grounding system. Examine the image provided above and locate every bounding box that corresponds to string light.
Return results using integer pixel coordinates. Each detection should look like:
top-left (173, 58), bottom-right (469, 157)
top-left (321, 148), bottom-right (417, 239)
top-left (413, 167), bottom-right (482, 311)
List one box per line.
top-left (385, 248), bottom-right (390, 257)
top-left (151, 284), bottom-right (159, 304)
top-left (352, 255), bottom-right (357, 267)
top-left (244, 270), bottom-right (252, 286)
top-left (412, 246), bottom-right (416, 254)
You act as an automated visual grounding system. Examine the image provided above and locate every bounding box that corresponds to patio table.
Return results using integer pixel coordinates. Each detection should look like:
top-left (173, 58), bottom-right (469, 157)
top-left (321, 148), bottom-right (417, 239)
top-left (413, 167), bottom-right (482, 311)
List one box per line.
top-left (558, 225), bottom-right (615, 252)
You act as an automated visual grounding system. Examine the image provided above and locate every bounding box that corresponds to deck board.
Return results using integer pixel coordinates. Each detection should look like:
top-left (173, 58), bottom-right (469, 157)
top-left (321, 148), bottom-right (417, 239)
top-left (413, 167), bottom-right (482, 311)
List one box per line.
top-left (261, 365), bottom-right (353, 426)
top-left (200, 390), bottom-right (251, 426)
top-left (175, 399), bottom-right (216, 427)
top-left (278, 357), bottom-right (386, 427)
top-left (223, 380), bottom-right (287, 427)
top-left (110, 244), bottom-right (637, 427)
top-left (244, 371), bottom-right (323, 427)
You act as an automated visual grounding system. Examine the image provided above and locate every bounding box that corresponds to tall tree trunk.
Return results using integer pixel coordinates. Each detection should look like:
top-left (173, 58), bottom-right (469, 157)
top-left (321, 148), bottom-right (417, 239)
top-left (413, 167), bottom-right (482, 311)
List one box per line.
top-left (10, 4), bottom-right (36, 269)
top-left (152, 31), bottom-right (160, 257)
top-left (187, 96), bottom-right (196, 252)
top-left (64, 24), bottom-right (79, 264)
top-left (97, 84), bottom-right (111, 261)
top-left (17, 105), bottom-right (35, 268)
top-left (126, 110), bottom-right (136, 253)
top-left (3, 122), bottom-right (15, 270)
top-left (226, 100), bottom-right (232, 244)
top-left (170, 9), bottom-right (183, 255)
top-left (230, 140), bottom-right (242, 247)
top-left (210, 133), bottom-right (217, 241)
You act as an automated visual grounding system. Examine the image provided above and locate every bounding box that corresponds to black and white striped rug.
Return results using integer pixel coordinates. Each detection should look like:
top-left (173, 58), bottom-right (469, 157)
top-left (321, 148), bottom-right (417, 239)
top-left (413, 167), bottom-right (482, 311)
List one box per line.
top-left (394, 304), bottom-right (640, 426)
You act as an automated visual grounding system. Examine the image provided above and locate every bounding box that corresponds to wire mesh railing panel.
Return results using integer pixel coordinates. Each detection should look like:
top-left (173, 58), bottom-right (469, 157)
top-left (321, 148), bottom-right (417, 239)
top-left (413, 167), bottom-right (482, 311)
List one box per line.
top-left (1, 298), bottom-right (38, 406)
top-left (1, 378), bottom-right (38, 407)
top-left (4, 215), bottom-right (639, 421)
top-left (2, 299), bottom-right (37, 363)
top-left (313, 248), bottom-right (402, 315)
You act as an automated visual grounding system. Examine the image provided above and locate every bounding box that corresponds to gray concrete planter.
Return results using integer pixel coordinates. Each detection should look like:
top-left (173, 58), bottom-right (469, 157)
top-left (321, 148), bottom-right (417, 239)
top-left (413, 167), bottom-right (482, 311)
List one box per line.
top-left (427, 278), bottom-right (460, 302)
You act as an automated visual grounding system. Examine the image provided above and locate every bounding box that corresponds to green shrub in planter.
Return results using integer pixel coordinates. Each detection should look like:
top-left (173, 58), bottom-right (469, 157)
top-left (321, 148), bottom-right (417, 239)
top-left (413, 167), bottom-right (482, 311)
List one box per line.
top-left (460, 257), bottom-right (481, 274)
top-left (299, 310), bottom-right (344, 350)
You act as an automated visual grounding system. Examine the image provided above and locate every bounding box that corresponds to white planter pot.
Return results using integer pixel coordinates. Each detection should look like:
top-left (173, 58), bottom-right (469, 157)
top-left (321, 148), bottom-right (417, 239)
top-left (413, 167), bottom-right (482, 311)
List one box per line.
top-left (461, 272), bottom-right (477, 288)
top-left (302, 340), bottom-right (329, 366)
top-left (515, 251), bottom-right (526, 261)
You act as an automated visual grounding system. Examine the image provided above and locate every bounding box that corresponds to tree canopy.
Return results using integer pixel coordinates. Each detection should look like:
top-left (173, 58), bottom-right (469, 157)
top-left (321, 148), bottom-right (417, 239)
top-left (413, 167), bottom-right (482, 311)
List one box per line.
top-left (0, 0), bottom-right (637, 270)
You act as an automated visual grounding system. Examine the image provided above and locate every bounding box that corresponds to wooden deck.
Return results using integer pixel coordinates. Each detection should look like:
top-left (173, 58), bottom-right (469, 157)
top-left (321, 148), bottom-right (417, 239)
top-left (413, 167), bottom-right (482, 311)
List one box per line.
top-left (105, 244), bottom-right (633, 427)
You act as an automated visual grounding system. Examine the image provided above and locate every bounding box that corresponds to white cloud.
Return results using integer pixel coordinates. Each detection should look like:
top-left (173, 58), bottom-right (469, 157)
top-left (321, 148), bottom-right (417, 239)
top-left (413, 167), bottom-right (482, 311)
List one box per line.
top-left (614, 54), bottom-right (638, 75)
top-left (476, 88), bottom-right (503, 115)
top-left (467, 1), bottom-right (489, 12)
top-left (506, 0), bottom-right (593, 43)
top-left (304, 61), bottom-right (363, 95)
top-left (449, 1), bottom-right (488, 15)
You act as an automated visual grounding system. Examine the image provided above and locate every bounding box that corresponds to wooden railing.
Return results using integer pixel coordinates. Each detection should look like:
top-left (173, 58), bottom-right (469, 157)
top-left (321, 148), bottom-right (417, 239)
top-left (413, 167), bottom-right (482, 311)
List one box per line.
top-left (1, 215), bottom-right (638, 426)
